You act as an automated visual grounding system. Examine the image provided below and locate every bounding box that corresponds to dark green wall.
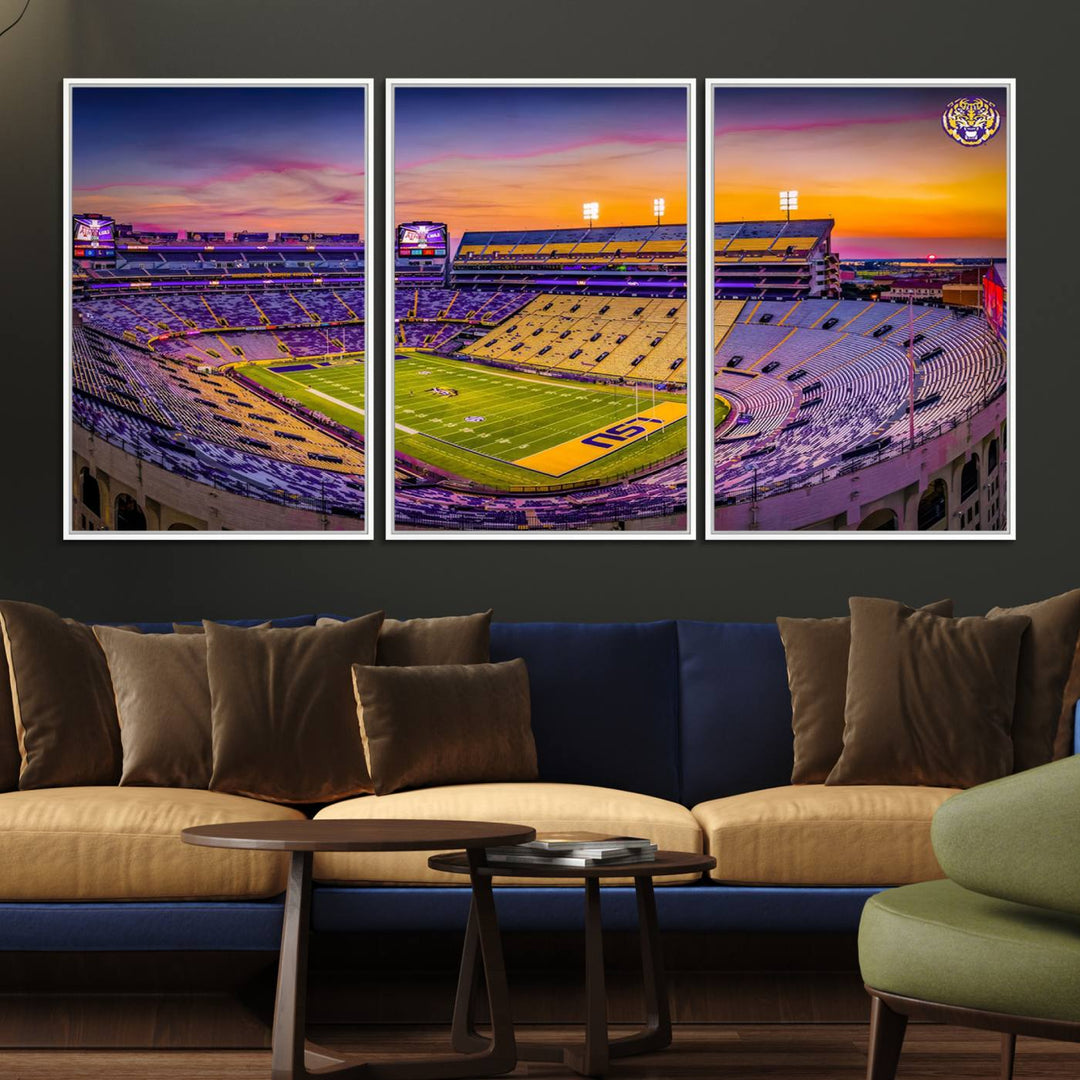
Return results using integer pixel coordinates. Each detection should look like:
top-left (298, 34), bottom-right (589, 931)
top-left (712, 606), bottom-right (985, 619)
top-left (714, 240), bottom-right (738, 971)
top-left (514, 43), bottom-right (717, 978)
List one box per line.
top-left (0, 0), bottom-right (1069, 622)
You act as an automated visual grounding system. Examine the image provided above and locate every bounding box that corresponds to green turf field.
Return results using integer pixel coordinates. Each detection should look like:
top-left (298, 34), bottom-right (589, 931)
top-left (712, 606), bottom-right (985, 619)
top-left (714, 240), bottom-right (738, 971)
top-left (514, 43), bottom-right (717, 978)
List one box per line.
top-left (392, 351), bottom-right (687, 487)
top-left (240, 358), bottom-right (365, 437)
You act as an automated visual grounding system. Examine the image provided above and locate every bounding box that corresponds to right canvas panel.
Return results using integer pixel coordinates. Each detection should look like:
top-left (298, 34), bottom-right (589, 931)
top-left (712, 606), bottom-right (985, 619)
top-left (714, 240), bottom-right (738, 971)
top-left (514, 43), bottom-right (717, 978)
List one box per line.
top-left (707, 81), bottom-right (1012, 538)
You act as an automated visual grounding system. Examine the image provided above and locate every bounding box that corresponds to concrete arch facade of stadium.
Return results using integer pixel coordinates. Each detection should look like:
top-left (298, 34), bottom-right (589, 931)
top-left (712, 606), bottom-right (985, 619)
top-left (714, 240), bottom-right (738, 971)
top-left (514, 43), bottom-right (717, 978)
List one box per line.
top-left (712, 394), bottom-right (1007, 533)
top-left (71, 429), bottom-right (345, 533)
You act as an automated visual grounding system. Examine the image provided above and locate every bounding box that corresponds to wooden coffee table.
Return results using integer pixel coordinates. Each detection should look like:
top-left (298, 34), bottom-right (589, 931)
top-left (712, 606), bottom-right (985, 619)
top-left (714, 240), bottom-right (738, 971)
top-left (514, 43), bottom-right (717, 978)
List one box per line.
top-left (183, 819), bottom-right (535, 1080)
top-left (429, 848), bottom-right (716, 1078)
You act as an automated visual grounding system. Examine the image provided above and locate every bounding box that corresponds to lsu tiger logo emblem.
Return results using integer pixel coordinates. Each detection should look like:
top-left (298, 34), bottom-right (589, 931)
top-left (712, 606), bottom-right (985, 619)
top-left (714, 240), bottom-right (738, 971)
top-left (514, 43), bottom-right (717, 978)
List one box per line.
top-left (941, 97), bottom-right (1001, 146)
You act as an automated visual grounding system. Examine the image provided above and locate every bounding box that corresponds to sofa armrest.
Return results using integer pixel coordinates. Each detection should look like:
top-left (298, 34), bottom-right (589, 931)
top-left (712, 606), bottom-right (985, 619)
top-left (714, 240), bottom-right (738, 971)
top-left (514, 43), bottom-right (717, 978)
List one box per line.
top-left (931, 756), bottom-right (1080, 917)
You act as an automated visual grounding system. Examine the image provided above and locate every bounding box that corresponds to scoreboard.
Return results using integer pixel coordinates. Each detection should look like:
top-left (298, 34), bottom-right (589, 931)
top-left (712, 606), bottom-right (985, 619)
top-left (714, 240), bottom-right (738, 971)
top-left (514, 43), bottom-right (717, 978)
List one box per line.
top-left (395, 221), bottom-right (449, 286)
top-left (983, 265), bottom-right (1007, 345)
top-left (397, 222), bottom-right (447, 259)
top-left (72, 215), bottom-right (116, 262)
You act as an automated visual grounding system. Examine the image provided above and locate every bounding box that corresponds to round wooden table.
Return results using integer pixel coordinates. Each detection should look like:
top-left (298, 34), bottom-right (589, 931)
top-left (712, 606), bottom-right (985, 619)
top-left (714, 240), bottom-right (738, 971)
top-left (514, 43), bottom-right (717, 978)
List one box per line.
top-left (183, 819), bottom-right (535, 1080)
top-left (428, 849), bottom-right (716, 1078)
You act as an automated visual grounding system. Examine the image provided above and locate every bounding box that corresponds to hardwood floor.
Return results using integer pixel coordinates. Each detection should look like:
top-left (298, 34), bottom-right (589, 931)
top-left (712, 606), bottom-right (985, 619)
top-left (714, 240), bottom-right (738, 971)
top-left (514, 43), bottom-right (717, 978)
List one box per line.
top-left (2, 1024), bottom-right (1080, 1079)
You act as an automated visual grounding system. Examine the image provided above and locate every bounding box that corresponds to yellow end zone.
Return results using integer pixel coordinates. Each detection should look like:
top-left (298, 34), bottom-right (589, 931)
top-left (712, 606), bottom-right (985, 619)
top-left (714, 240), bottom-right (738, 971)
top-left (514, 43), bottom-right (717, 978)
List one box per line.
top-left (513, 401), bottom-right (687, 477)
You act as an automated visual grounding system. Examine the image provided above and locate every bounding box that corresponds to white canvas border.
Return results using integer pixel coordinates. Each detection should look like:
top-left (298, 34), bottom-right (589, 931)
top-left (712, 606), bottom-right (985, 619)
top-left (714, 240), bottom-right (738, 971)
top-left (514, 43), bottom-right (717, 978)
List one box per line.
top-left (704, 77), bottom-right (1016, 541)
top-left (62, 77), bottom-right (375, 541)
top-left (384, 77), bottom-right (697, 541)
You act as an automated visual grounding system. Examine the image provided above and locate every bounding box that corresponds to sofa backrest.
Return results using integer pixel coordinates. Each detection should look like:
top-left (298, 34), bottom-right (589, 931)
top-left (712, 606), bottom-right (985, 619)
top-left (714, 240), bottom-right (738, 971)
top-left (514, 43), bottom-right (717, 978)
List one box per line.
top-left (115, 614), bottom-right (798, 808)
top-left (491, 620), bottom-right (680, 802)
top-left (121, 615), bottom-right (317, 634)
top-left (676, 621), bottom-right (794, 807)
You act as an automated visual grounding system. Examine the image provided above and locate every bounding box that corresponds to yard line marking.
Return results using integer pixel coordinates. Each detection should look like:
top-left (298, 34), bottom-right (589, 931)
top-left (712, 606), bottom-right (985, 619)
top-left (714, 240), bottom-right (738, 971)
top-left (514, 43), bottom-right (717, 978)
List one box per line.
top-left (303, 385), bottom-right (365, 416)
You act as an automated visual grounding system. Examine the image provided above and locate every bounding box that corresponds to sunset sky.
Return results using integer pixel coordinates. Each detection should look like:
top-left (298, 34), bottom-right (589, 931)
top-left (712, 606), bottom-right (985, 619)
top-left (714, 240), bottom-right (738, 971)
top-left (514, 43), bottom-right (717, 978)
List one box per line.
top-left (394, 86), bottom-right (689, 247)
top-left (714, 86), bottom-right (1008, 258)
top-left (71, 86), bottom-right (366, 235)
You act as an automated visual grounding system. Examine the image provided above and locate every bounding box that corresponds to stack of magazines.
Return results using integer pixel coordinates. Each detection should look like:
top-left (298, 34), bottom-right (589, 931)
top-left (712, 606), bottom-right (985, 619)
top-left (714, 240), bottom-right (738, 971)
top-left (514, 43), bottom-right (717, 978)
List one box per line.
top-left (484, 832), bottom-right (657, 868)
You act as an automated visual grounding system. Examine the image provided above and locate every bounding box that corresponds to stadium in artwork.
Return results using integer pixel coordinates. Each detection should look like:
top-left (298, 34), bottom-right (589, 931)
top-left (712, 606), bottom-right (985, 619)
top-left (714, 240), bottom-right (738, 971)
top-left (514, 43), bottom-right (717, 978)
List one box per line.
top-left (709, 84), bottom-right (1010, 535)
top-left (67, 83), bottom-right (370, 535)
top-left (390, 83), bottom-right (692, 535)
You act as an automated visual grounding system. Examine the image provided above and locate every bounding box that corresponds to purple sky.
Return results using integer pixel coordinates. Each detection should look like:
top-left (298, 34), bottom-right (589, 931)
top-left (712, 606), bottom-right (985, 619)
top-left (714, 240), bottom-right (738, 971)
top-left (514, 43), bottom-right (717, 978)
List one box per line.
top-left (72, 86), bottom-right (366, 235)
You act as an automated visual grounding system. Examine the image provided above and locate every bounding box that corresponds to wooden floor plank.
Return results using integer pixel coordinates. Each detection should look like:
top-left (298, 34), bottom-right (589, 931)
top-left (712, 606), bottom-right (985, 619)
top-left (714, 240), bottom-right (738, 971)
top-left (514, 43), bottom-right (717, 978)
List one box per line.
top-left (1, 1025), bottom-right (1079, 1079)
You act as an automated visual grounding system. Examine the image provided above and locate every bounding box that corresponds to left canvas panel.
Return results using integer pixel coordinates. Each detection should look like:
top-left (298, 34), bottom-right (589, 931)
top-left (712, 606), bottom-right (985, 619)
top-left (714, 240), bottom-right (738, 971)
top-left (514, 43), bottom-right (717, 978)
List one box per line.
top-left (64, 80), bottom-right (373, 539)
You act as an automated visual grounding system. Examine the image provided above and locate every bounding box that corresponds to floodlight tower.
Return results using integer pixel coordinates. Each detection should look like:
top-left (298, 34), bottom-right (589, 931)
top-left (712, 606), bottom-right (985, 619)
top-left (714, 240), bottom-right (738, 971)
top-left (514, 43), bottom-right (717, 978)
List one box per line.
top-left (583, 202), bottom-right (599, 229)
top-left (906, 295), bottom-right (916, 445)
top-left (653, 197), bottom-right (665, 226)
top-left (779, 189), bottom-right (799, 222)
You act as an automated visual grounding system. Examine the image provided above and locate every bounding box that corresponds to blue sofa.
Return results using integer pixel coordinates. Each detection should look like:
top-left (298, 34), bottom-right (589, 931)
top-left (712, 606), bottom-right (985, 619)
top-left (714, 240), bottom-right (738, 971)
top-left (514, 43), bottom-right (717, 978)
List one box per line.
top-left (4, 616), bottom-right (1069, 954)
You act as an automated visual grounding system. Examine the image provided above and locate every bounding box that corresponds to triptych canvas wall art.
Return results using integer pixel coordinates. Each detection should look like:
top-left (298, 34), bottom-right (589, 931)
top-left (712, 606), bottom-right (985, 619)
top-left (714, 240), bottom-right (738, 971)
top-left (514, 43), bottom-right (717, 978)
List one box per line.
top-left (63, 78), bottom-right (1011, 541)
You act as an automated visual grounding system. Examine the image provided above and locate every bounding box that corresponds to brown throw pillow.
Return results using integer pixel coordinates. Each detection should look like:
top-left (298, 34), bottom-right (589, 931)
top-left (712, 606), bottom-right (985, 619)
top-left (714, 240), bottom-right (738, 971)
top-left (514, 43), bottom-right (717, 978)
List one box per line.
top-left (93, 626), bottom-right (212, 788)
top-left (317, 611), bottom-right (492, 666)
top-left (778, 599), bottom-right (954, 784)
top-left (351, 659), bottom-right (536, 796)
top-left (827, 598), bottom-right (1030, 788)
top-left (173, 621), bottom-right (271, 634)
top-left (0, 647), bottom-right (19, 792)
top-left (0, 601), bottom-right (121, 788)
top-left (207, 613), bottom-right (384, 803)
top-left (1057, 639), bottom-right (1080, 760)
top-left (987, 590), bottom-right (1080, 772)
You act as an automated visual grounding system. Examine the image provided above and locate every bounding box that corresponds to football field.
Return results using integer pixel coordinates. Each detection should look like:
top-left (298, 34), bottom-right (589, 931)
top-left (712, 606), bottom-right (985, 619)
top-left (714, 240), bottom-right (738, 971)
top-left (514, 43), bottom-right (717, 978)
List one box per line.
top-left (394, 351), bottom-right (687, 487)
top-left (240, 358), bottom-right (365, 437)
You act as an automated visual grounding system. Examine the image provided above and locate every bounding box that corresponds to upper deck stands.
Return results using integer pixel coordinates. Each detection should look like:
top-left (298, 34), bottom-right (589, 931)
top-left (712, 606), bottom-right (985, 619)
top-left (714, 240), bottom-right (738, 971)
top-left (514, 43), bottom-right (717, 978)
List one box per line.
top-left (713, 219), bottom-right (835, 301)
top-left (461, 294), bottom-right (688, 385)
top-left (456, 224), bottom-right (687, 264)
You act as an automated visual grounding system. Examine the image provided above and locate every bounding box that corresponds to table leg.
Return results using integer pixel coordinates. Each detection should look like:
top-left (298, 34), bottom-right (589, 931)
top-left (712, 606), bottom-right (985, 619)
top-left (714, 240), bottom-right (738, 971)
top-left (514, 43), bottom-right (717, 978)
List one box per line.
top-left (463, 851), bottom-right (517, 1073)
top-left (609, 875), bottom-right (671, 1057)
top-left (449, 898), bottom-right (486, 1054)
top-left (272, 849), bottom-right (516, 1080)
top-left (272, 850), bottom-right (316, 1080)
top-left (563, 877), bottom-right (609, 1077)
top-left (518, 875), bottom-right (672, 1076)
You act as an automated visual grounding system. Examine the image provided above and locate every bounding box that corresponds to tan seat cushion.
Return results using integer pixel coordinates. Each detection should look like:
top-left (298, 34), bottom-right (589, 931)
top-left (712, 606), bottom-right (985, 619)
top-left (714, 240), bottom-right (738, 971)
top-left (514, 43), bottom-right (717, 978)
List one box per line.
top-left (313, 782), bottom-right (703, 886)
top-left (693, 785), bottom-right (959, 886)
top-left (0, 787), bottom-right (305, 900)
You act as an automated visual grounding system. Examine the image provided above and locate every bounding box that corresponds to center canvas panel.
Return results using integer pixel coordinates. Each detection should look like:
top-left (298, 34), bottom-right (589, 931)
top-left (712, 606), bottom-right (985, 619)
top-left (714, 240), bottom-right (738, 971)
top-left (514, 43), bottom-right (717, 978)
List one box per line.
top-left (387, 81), bottom-right (694, 539)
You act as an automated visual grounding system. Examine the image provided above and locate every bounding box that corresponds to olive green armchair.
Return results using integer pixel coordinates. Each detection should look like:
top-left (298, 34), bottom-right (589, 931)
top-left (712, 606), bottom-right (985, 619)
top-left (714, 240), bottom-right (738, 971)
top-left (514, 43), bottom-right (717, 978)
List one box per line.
top-left (859, 754), bottom-right (1080, 1080)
